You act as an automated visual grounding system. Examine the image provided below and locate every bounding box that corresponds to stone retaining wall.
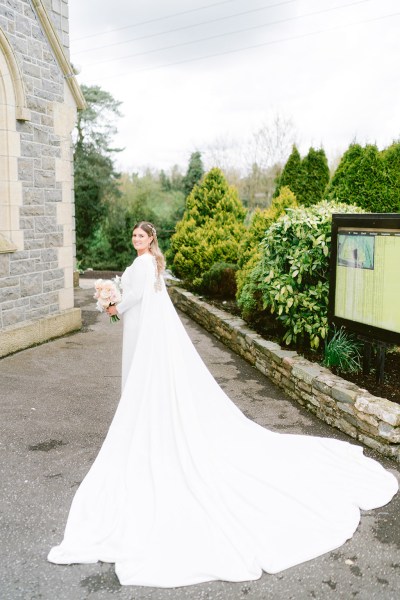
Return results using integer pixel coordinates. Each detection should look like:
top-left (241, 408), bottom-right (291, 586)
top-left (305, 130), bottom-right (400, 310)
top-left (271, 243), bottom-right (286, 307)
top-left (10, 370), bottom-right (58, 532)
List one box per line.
top-left (169, 286), bottom-right (400, 462)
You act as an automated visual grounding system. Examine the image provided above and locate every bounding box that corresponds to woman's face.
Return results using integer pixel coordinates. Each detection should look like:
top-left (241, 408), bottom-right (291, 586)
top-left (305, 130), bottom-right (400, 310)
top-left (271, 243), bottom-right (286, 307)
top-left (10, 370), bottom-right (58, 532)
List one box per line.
top-left (132, 227), bottom-right (152, 252)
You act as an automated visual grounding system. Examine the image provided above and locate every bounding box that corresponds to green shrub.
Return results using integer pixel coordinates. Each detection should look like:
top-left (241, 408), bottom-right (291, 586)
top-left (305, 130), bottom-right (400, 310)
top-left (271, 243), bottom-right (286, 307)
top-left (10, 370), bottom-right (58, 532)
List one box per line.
top-left (167, 168), bottom-right (246, 289)
top-left (237, 200), bottom-right (364, 350)
top-left (236, 187), bottom-right (298, 304)
top-left (200, 262), bottom-right (238, 299)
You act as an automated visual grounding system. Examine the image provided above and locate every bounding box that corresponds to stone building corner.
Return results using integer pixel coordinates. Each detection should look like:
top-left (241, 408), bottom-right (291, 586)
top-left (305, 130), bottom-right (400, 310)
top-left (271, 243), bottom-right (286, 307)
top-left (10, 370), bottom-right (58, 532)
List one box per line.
top-left (0, 0), bottom-right (85, 357)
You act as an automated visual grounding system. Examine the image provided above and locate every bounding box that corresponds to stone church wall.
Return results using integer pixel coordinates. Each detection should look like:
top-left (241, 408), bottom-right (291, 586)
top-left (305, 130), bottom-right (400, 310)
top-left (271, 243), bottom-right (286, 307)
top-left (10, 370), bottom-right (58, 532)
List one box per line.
top-left (42, 0), bottom-right (70, 54)
top-left (0, 0), bottom-right (84, 356)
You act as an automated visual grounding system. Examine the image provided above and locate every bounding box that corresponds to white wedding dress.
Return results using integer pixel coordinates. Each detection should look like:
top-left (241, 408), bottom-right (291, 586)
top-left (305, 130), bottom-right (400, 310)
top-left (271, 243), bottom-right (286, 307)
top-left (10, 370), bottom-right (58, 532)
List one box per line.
top-left (48, 253), bottom-right (398, 587)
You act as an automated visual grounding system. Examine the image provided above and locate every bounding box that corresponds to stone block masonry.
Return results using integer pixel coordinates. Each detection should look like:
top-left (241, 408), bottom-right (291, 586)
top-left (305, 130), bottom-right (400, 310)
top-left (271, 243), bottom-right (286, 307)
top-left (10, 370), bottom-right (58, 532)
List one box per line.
top-left (42, 0), bottom-right (70, 53)
top-left (168, 286), bottom-right (400, 462)
top-left (0, 1), bottom-right (84, 355)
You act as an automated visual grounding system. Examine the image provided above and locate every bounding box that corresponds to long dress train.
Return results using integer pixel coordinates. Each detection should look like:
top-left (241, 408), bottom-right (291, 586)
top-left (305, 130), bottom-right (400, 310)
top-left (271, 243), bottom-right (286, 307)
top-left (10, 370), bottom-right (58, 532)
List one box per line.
top-left (48, 253), bottom-right (398, 587)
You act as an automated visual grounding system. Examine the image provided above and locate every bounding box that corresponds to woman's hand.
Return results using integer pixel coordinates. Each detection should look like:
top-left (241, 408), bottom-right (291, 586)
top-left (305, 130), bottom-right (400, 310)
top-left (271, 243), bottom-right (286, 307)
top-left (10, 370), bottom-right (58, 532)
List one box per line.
top-left (106, 304), bottom-right (119, 317)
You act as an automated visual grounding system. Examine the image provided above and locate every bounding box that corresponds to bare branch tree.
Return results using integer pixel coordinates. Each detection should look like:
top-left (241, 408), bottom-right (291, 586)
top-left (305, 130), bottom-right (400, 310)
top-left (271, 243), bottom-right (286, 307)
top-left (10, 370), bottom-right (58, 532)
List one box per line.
top-left (250, 114), bottom-right (297, 171)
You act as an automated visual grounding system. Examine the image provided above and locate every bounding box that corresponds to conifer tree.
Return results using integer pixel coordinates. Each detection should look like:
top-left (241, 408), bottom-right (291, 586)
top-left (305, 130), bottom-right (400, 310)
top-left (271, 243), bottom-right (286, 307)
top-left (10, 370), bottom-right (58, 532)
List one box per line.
top-left (182, 151), bottom-right (204, 197)
top-left (326, 143), bottom-right (363, 204)
top-left (274, 146), bottom-right (330, 206)
top-left (159, 170), bottom-right (171, 191)
top-left (273, 145), bottom-right (302, 199)
top-left (326, 143), bottom-right (389, 211)
top-left (168, 168), bottom-right (246, 289)
top-left (299, 147), bottom-right (330, 206)
top-left (382, 142), bottom-right (400, 212)
top-left (74, 85), bottom-right (122, 259)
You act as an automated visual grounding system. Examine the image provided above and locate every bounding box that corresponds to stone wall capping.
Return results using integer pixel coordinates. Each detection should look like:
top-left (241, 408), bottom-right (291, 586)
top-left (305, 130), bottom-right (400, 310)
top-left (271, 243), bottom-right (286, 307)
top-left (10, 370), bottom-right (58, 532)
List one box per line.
top-left (269, 348), bottom-right (298, 365)
top-left (282, 355), bottom-right (303, 368)
top-left (331, 385), bottom-right (360, 404)
top-left (313, 373), bottom-right (345, 391)
top-left (223, 316), bottom-right (247, 326)
top-left (292, 363), bottom-right (326, 385)
top-left (253, 338), bottom-right (282, 359)
top-left (168, 285), bottom-right (400, 461)
top-left (355, 395), bottom-right (400, 427)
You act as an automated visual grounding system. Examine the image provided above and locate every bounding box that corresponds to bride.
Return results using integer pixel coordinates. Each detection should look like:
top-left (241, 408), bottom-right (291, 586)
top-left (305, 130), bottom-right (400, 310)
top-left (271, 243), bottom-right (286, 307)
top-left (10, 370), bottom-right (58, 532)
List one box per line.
top-left (48, 221), bottom-right (398, 588)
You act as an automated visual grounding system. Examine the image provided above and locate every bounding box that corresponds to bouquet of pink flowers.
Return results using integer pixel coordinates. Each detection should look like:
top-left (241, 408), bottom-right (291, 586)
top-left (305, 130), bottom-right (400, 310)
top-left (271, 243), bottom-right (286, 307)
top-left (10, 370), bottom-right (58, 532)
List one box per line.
top-left (93, 277), bottom-right (122, 322)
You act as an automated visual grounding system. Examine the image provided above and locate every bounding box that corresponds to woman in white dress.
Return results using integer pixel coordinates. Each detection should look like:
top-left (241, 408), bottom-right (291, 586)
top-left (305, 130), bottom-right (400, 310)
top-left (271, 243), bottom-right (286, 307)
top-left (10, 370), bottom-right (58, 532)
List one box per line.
top-left (48, 221), bottom-right (398, 588)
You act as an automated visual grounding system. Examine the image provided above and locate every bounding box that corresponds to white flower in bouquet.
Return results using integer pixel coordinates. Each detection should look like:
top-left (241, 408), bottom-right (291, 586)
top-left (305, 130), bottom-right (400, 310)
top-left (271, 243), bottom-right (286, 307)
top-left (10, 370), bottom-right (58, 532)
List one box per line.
top-left (93, 278), bottom-right (122, 322)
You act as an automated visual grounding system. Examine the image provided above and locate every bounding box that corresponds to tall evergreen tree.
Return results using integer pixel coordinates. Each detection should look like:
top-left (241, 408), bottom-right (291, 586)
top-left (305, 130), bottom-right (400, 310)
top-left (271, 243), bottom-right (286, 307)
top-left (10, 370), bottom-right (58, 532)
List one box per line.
top-left (182, 151), bottom-right (204, 197)
top-left (170, 165), bottom-right (185, 192)
top-left (382, 142), bottom-right (400, 212)
top-left (273, 145), bottom-right (302, 199)
top-left (326, 143), bottom-right (363, 204)
top-left (74, 84), bottom-right (122, 259)
top-left (159, 170), bottom-right (171, 191)
top-left (275, 146), bottom-right (331, 206)
top-left (326, 143), bottom-right (390, 212)
top-left (299, 147), bottom-right (330, 206)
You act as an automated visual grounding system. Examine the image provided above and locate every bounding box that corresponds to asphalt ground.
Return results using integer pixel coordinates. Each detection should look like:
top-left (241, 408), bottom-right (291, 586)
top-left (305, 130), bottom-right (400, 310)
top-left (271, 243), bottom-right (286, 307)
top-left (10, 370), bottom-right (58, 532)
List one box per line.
top-left (0, 281), bottom-right (399, 600)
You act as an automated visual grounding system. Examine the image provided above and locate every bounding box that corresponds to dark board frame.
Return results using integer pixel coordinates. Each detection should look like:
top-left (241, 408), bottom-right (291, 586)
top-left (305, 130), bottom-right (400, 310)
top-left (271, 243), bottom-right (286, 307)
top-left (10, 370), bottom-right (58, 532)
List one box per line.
top-left (328, 213), bottom-right (400, 346)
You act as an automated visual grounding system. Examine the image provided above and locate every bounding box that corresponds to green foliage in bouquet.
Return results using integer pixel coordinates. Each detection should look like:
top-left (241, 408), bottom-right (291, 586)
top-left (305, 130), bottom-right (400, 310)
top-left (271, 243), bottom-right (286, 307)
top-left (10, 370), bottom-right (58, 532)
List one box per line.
top-left (237, 200), bottom-right (364, 350)
top-left (236, 187), bottom-right (298, 310)
top-left (167, 168), bottom-right (246, 290)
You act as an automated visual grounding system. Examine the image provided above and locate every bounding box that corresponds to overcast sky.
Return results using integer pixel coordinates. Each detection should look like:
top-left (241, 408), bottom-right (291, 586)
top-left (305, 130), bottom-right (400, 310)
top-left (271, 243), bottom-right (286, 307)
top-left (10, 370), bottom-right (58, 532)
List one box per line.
top-left (68, 0), bottom-right (400, 174)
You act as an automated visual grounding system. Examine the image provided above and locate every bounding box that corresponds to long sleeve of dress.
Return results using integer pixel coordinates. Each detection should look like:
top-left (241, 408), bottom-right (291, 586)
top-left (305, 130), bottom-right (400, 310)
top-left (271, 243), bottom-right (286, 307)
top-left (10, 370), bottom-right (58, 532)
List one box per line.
top-left (116, 256), bottom-right (151, 315)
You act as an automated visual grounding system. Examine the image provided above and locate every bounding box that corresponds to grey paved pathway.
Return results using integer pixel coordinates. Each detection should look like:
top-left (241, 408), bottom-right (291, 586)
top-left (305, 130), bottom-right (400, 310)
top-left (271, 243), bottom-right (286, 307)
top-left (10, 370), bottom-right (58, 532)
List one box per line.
top-left (0, 281), bottom-right (399, 600)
